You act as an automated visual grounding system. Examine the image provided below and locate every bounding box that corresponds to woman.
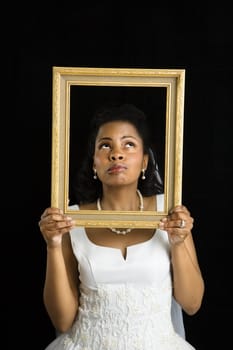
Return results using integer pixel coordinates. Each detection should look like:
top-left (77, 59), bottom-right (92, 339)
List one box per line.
top-left (39, 103), bottom-right (204, 349)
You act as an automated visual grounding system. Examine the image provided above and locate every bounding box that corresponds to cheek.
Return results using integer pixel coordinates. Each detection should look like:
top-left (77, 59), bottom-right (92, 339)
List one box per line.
top-left (93, 154), bottom-right (105, 168)
top-left (128, 153), bottom-right (144, 165)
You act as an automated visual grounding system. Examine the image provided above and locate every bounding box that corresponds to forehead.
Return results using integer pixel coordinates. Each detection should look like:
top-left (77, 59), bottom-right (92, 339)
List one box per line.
top-left (96, 121), bottom-right (140, 137)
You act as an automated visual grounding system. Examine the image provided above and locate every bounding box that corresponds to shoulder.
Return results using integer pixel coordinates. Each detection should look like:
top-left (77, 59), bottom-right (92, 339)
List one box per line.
top-left (143, 194), bottom-right (164, 211)
top-left (68, 204), bottom-right (79, 210)
top-left (156, 193), bottom-right (164, 212)
top-left (68, 203), bottom-right (97, 210)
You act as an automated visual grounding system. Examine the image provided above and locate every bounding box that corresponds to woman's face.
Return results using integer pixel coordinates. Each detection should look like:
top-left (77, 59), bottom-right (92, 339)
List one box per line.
top-left (93, 121), bottom-right (148, 186)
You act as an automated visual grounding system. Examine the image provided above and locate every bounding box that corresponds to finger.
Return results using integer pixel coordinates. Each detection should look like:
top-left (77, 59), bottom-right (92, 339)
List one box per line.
top-left (47, 214), bottom-right (73, 224)
top-left (171, 221), bottom-right (193, 231)
top-left (159, 217), bottom-right (193, 232)
top-left (168, 212), bottom-right (194, 227)
top-left (169, 205), bottom-right (190, 215)
top-left (41, 207), bottom-right (63, 219)
top-left (162, 218), bottom-right (187, 229)
top-left (40, 213), bottom-right (72, 227)
top-left (39, 222), bottom-right (75, 240)
top-left (40, 217), bottom-right (74, 229)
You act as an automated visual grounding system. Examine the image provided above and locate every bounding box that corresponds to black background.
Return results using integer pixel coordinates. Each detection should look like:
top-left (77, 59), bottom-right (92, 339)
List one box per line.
top-left (69, 85), bottom-right (167, 203)
top-left (4, 4), bottom-right (232, 349)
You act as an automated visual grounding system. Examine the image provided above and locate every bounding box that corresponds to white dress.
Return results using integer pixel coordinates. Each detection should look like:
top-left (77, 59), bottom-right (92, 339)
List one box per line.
top-left (45, 195), bottom-right (195, 350)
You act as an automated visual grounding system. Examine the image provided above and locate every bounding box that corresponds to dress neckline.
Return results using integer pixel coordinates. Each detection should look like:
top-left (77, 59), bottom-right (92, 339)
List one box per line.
top-left (83, 228), bottom-right (158, 261)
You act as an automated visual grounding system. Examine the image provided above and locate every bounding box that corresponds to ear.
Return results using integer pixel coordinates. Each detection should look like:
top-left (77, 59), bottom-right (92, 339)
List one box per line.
top-left (143, 154), bottom-right (149, 170)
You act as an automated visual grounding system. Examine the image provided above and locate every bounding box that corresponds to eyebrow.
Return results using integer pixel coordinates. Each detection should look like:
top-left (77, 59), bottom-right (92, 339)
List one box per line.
top-left (97, 135), bottom-right (139, 142)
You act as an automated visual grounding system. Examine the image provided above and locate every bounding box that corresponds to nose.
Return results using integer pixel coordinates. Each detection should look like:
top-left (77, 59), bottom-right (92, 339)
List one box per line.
top-left (109, 148), bottom-right (124, 161)
top-left (110, 154), bottom-right (124, 160)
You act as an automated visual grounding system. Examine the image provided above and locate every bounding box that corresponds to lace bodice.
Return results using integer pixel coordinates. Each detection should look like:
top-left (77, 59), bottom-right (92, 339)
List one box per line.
top-left (63, 278), bottom-right (176, 349)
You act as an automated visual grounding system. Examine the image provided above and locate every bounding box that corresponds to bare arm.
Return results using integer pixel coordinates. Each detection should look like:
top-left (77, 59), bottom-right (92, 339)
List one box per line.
top-left (39, 208), bottom-right (78, 332)
top-left (159, 205), bottom-right (205, 315)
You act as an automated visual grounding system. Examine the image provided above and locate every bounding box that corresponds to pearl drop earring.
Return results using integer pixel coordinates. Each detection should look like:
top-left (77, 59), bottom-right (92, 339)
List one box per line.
top-left (93, 169), bottom-right (97, 179)
top-left (141, 169), bottom-right (146, 180)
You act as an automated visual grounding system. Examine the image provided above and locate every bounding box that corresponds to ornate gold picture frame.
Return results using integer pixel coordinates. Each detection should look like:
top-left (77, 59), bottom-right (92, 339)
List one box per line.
top-left (51, 67), bottom-right (185, 228)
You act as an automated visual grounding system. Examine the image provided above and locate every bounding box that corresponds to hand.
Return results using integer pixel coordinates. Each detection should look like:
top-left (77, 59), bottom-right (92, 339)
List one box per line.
top-left (159, 205), bottom-right (194, 245)
top-left (38, 207), bottom-right (76, 247)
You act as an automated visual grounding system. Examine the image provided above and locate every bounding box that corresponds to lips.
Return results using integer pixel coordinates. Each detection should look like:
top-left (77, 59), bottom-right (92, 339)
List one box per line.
top-left (107, 164), bottom-right (127, 174)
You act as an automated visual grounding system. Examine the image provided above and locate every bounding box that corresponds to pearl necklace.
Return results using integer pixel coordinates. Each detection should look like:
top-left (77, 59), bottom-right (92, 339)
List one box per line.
top-left (96, 189), bottom-right (144, 235)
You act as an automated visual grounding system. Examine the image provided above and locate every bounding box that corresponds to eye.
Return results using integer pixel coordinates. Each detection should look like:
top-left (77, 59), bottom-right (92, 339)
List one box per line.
top-left (125, 141), bottom-right (135, 148)
top-left (99, 142), bottom-right (111, 149)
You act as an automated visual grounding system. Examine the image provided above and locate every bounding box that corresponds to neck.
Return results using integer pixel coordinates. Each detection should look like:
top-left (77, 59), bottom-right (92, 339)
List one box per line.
top-left (97, 189), bottom-right (143, 211)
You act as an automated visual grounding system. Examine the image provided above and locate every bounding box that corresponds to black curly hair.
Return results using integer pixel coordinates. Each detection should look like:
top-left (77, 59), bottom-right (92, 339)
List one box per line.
top-left (70, 103), bottom-right (163, 205)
